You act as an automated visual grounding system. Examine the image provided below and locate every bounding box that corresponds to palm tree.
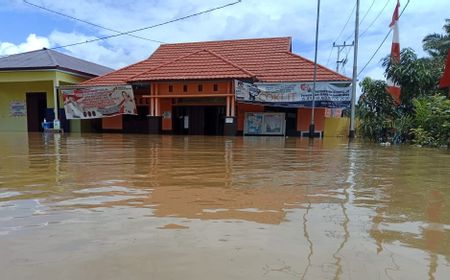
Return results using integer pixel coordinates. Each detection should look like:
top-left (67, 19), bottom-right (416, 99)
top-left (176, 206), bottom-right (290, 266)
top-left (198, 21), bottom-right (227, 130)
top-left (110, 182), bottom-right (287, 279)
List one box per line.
top-left (422, 19), bottom-right (450, 59)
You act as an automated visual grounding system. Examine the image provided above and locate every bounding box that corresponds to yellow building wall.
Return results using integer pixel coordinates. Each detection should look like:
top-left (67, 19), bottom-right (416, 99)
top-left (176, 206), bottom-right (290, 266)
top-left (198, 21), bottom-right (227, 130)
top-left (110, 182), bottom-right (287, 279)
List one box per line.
top-left (0, 81), bottom-right (54, 132)
top-left (0, 71), bottom-right (57, 83)
top-left (0, 70), bottom-right (92, 132)
top-left (324, 117), bottom-right (350, 137)
top-left (56, 72), bottom-right (87, 84)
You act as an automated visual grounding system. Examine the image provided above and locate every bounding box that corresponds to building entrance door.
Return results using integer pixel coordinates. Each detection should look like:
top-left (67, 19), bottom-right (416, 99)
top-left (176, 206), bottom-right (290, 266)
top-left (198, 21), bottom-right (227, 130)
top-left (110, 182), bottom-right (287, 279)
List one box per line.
top-left (26, 92), bottom-right (47, 132)
top-left (172, 106), bottom-right (225, 135)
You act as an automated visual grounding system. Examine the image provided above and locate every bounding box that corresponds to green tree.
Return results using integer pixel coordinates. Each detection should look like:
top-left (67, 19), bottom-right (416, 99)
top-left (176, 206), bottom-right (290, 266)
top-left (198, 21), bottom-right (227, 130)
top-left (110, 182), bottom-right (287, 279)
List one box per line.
top-left (357, 78), bottom-right (396, 142)
top-left (382, 48), bottom-right (444, 110)
top-left (422, 18), bottom-right (450, 59)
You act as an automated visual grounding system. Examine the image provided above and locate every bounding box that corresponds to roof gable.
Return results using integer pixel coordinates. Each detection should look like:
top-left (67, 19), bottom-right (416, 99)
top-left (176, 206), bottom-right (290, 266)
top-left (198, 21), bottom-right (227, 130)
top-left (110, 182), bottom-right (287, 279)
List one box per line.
top-left (0, 48), bottom-right (113, 77)
top-left (130, 49), bottom-right (255, 81)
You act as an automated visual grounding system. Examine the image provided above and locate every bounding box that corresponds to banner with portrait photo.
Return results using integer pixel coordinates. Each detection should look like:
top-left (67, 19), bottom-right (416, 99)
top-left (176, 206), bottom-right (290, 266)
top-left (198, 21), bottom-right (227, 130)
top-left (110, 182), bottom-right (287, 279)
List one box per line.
top-left (235, 80), bottom-right (351, 108)
top-left (60, 85), bottom-right (137, 119)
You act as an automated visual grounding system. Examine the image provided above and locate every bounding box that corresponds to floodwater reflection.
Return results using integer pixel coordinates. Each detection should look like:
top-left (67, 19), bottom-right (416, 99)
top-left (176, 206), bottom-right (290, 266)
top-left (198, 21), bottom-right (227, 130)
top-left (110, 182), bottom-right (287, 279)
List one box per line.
top-left (0, 132), bottom-right (449, 280)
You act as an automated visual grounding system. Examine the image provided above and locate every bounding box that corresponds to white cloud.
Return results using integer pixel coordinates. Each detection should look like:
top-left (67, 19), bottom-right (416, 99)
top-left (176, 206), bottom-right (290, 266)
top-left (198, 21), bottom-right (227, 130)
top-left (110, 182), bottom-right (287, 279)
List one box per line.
top-left (48, 31), bottom-right (135, 69)
top-left (3, 0), bottom-right (449, 78)
top-left (0, 34), bottom-right (50, 56)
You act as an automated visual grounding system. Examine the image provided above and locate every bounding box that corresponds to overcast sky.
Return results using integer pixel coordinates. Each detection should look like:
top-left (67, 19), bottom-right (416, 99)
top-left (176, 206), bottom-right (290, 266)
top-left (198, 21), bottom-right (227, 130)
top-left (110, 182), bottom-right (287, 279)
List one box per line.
top-left (0, 0), bottom-right (449, 82)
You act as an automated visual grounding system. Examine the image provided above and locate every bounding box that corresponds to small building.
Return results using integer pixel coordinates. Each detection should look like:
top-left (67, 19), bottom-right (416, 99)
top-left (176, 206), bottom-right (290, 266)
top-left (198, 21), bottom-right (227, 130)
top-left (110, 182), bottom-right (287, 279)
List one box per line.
top-left (439, 51), bottom-right (450, 98)
top-left (0, 48), bottom-right (113, 132)
top-left (82, 37), bottom-right (350, 136)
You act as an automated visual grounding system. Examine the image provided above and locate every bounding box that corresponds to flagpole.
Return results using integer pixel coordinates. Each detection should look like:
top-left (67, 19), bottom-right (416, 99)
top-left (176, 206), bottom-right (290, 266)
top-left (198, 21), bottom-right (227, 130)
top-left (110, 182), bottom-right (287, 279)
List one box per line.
top-left (349, 0), bottom-right (360, 139)
top-left (309, 0), bottom-right (320, 138)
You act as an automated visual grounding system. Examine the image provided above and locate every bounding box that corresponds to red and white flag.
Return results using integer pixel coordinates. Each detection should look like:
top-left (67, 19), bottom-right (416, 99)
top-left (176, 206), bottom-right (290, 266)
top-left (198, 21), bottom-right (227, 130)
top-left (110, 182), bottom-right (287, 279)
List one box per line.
top-left (387, 0), bottom-right (401, 103)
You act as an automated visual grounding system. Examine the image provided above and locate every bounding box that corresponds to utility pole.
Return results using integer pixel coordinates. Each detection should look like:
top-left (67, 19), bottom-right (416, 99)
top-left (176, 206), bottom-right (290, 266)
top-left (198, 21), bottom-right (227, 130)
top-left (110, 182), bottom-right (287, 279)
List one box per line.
top-left (333, 41), bottom-right (354, 73)
top-left (349, 0), bottom-right (360, 139)
top-left (309, 0), bottom-right (321, 138)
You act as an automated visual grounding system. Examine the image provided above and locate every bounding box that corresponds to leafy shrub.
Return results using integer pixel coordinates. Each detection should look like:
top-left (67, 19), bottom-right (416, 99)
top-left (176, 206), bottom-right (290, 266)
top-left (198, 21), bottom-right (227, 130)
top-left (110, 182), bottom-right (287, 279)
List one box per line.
top-left (411, 95), bottom-right (450, 147)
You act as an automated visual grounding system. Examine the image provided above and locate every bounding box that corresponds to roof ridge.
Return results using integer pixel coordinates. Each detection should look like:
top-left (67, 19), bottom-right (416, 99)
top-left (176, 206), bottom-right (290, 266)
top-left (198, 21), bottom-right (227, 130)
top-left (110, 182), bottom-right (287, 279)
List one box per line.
top-left (284, 51), bottom-right (351, 81)
top-left (129, 49), bottom-right (212, 81)
top-left (45, 49), bottom-right (58, 66)
top-left (159, 36), bottom-right (291, 46)
top-left (203, 49), bottom-right (256, 78)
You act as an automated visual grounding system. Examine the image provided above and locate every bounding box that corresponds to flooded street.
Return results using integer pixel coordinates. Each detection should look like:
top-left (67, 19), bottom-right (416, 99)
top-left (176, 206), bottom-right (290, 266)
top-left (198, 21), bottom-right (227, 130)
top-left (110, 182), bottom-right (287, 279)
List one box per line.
top-left (0, 132), bottom-right (449, 280)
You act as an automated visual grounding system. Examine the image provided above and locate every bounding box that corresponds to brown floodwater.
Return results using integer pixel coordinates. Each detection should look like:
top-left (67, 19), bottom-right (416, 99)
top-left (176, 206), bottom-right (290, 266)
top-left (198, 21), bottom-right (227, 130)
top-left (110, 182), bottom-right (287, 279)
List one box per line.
top-left (0, 132), bottom-right (449, 279)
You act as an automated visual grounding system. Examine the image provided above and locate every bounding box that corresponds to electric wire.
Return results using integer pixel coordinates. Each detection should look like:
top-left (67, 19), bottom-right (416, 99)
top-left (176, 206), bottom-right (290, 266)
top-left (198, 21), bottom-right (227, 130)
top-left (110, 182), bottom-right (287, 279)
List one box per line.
top-left (343, 0), bottom-right (377, 42)
top-left (326, 2), bottom-right (357, 66)
top-left (333, 2), bottom-right (357, 45)
top-left (358, 0), bottom-right (410, 77)
top-left (338, 0), bottom-right (390, 74)
top-left (23, 0), bottom-right (165, 44)
top-left (360, 0), bottom-right (392, 38)
top-left (42, 0), bottom-right (242, 50)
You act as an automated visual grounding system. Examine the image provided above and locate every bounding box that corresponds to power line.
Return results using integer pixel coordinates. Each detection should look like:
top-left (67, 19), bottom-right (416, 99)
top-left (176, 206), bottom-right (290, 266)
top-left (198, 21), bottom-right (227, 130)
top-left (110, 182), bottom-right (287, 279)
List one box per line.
top-left (360, 0), bottom-right (376, 27)
top-left (326, 2), bottom-right (356, 66)
top-left (358, 0), bottom-right (410, 77)
top-left (343, 0), bottom-right (377, 42)
top-left (338, 0), bottom-right (389, 72)
top-left (46, 0), bottom-right (242, 50)
top-left (360, 0), bottom-right (391, 38)
top-left (23, 0), bottom-right (165, 44)
top-left (326, 47), bottom-right (334, 67)
top-left (334, 3), bottom-right (357, 44)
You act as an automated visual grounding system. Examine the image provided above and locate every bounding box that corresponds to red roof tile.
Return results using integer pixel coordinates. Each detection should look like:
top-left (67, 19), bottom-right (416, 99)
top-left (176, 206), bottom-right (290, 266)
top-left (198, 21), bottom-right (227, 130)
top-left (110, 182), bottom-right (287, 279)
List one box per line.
top-left (82, 37), bottom-right (349, 85)
top-left (130, 49), bottom-right (255, 81)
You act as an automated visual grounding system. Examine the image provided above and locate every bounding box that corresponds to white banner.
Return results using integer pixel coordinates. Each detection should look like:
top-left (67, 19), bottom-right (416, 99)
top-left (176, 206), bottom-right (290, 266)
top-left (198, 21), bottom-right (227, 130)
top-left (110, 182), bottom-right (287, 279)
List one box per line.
top-left (61, 85), bottom-right (137, 119)
top-left (235, 80), bottom-right (351, 108)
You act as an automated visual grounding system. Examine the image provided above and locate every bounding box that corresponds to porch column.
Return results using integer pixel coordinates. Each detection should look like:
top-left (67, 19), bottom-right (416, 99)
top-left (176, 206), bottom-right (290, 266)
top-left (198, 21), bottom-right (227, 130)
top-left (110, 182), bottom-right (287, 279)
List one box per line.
top-left (149, 84), bottom-right (155, 116)
top-left (230, 95), bottom-right (235, 117)
top-left (148, 83), bottom-right (161, 134)
top-left (155, 84), bottom-right (160, 116)
top-left (53, 79), bottom-right (59, 120)
top-left (226, 96), bottom-right (231, 116)
top-left (224, 80), bottom-right (237, 136)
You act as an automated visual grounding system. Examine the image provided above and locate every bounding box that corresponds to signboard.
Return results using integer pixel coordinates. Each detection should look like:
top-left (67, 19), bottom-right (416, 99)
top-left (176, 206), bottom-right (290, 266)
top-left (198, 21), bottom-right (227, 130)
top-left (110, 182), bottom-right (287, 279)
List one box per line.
top-left (244, 112), bottom-right (285, 136)
top-left (235, 80), bottom-right (351, 108)
top-left (9, 101), bottom-right (26, 117)
top-left (60, 85), bottom-right (137, 119)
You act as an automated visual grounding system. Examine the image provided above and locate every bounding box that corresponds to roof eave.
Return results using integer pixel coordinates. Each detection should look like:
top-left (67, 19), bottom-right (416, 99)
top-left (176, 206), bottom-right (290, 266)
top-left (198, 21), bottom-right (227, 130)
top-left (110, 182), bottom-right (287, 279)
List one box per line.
top-left (0, 66), bottom-right (102, 78)
top-left (129, 75), bottom-right (254, 82)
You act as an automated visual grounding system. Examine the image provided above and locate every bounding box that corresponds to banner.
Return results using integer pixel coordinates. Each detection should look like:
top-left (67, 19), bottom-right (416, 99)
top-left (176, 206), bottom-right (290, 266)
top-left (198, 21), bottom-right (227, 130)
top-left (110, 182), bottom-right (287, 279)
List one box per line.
top-left (61, 85), bottom-right (137, 119)
top-left (235, 80), bottom-right (351, 108)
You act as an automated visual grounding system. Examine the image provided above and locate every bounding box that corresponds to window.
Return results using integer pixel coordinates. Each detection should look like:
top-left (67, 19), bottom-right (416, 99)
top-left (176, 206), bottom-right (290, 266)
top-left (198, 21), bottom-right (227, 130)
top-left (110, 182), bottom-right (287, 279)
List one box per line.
top-left (213, 84), bottom-right (219, 91)
top-left (168, 85), bottom-right (173, 92)
top-left (183, 85), bottom-right (188, 92)
top-left (198, 84), bottom-right (203, 92)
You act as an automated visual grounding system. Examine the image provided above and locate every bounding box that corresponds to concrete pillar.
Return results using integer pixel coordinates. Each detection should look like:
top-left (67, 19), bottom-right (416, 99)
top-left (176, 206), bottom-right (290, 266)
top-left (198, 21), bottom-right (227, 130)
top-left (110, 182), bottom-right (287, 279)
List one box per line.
top-left (149, 84), bottom-right (155, 116)
top-left (224, 81), bottom-right (236, 135)
top-left (53, 79), bottom-right (59, 120)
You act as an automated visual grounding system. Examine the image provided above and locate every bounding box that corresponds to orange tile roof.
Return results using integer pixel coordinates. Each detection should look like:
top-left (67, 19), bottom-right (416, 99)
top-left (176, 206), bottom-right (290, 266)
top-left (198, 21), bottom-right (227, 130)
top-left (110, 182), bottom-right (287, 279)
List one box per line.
top-left (130, 49), bottom-right (255, 81)
top-left (82, 37), bottom-right (349, 86)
